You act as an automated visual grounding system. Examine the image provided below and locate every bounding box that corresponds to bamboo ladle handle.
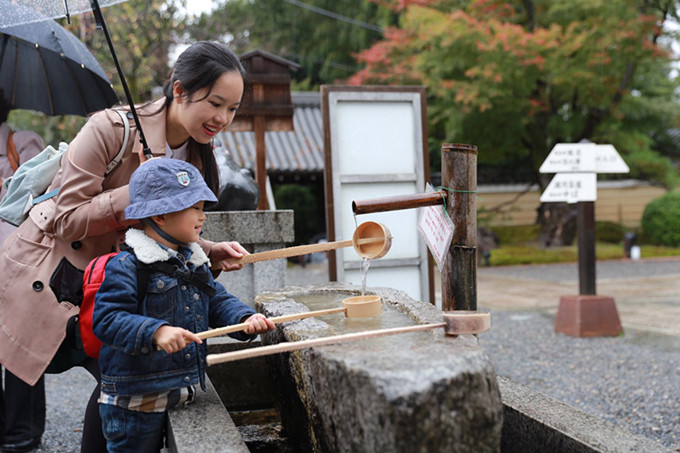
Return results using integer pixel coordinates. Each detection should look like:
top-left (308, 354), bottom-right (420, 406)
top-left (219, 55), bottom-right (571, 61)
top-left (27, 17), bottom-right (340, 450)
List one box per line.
top-left (197, 307), bottom-right (347, 340)
top-left (206, 311), bottom-right (490, 364)
top-left (225, 237), bottom-right (381, 265)
top-left (207, 323), bottom-right (448, 365)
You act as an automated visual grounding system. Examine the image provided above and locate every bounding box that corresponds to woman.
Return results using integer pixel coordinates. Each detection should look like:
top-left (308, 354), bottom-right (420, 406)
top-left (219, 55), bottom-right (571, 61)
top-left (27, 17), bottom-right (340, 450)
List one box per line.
top-left (0, 41), bottom-right (250, 452)
top-left (0, 89), bottom-right (46, 453)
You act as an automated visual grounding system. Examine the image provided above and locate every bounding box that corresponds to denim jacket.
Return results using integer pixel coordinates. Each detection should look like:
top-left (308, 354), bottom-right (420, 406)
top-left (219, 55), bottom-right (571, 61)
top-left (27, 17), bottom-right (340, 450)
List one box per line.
top-left (93, 228), bottom-right (255, 396)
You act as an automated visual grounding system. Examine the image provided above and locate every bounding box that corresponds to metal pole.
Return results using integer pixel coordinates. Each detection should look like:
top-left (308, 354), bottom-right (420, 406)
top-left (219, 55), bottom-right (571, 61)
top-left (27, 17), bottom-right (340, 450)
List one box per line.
top-left (441, 143), bottom-right (477, 311)
top-left (89, 0), bottom-right (152, 159)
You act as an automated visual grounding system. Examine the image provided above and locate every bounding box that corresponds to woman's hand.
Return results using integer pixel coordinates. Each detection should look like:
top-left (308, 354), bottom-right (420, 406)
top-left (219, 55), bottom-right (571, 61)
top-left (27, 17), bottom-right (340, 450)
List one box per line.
top-left (243, 313), bottom-right (276, 335)
top-left (210, 241), bottom-right (250, 272)
top-left (137, 139), bottom-right (160, 165)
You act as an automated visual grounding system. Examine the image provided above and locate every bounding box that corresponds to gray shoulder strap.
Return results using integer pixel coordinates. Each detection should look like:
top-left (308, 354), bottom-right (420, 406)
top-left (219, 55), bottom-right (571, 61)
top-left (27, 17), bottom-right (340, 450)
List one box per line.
top-left (105, 110), bottom-right (131, 175)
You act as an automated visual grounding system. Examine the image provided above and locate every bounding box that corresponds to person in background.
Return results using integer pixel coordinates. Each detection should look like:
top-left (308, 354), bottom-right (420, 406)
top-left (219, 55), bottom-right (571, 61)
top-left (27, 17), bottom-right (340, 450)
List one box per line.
top-left (0, 89), bottom-right (47, 453)
top-left (93, 159), bottom-right (275, 452)
top-left (0, 41), bottom-right (253, 452)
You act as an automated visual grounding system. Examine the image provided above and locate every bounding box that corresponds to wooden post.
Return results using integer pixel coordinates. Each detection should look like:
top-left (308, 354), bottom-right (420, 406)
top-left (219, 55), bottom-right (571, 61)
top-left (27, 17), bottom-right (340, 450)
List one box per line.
top-left (440, 144), bottom-right (477, 311)
top-left (254, 115), bottom-right (268, 210)
top-left (577, 201), bottom-right (596, 295)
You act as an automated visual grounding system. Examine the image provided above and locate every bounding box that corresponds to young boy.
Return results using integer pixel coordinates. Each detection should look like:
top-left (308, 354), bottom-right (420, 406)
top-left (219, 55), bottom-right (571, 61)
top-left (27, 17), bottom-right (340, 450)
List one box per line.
top-left (92, 159), bottom-right (275, 452)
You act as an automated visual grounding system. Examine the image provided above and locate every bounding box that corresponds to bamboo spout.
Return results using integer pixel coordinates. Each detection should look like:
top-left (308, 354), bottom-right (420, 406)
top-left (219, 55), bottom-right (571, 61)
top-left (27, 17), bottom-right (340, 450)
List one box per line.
top-left (352, 191), bottom-right (446, 215)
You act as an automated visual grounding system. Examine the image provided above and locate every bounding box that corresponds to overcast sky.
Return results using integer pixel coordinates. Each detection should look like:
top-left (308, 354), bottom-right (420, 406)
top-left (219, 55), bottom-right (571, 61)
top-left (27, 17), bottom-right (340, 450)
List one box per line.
top-left (180, 0), bottom-right (215, 16)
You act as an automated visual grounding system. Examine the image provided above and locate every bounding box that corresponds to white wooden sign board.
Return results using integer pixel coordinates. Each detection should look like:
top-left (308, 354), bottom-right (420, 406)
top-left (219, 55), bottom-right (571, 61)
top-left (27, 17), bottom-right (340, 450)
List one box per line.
top-left (539, 143), bottom-right (597, 173)
top-left (540, 143), bottom-right (629, 174)
top-left (322, 87), bottom-right (431, 303)
top-left (594, 144), bottom-right (629, 173)
top-left (540, 172), bottom-right (597, 203)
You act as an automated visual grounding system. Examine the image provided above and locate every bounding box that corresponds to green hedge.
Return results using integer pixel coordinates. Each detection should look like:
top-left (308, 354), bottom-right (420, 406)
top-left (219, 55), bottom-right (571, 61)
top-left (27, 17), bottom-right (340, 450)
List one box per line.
top-left (641, 192), bottom-right (680, 246)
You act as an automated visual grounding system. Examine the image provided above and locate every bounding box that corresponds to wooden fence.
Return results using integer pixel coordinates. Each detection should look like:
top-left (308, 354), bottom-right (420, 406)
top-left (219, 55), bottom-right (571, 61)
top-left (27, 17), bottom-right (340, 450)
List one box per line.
top-left (477, 180), bottom-right (666, 228)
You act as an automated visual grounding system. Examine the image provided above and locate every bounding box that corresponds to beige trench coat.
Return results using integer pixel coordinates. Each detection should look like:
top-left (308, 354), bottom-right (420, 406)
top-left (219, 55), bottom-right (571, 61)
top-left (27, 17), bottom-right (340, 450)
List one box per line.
top-left (0, 99), bottom-right (217, 385)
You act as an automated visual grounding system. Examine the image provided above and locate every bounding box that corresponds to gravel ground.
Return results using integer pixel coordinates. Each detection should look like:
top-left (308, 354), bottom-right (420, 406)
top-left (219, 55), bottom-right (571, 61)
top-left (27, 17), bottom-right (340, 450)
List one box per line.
top-left (36, 367), bottom-right (93, 452)
top-left (27, 259), bottom-right (680, 452)
top-left (479, 309), bottom-right (680, 451)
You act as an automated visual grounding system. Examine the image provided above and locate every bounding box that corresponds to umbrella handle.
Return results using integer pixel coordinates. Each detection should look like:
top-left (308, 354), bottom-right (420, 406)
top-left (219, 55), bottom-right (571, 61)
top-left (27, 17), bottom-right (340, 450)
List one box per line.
top-left (90, 0), bottom-right (153, 159)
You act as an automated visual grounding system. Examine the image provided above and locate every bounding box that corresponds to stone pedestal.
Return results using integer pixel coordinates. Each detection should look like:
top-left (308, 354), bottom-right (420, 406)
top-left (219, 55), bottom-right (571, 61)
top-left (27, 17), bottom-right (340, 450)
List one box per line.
top-left (203, 210), bottom-right (294, 308)
top-left (554, 295), bottom-right (623, 337)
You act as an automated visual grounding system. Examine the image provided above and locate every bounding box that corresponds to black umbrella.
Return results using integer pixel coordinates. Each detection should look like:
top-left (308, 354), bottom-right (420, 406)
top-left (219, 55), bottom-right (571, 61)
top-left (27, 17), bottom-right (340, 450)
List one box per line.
top-left (0, 0), bottom-right (118, 116)
top-left (1, 0), bottom-right (152, 157)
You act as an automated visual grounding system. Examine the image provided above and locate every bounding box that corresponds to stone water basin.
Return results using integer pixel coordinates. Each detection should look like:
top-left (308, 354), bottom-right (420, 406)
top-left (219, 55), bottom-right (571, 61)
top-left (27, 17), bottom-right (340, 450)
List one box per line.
top-left (171, 283), bottom-right (663, 453)
top-left (252, 283), bottom-right (503, 453)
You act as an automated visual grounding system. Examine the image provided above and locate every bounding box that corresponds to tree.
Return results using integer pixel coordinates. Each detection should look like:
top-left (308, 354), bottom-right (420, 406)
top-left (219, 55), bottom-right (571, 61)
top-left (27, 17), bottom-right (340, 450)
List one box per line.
top-left (66, 0), bottom-right (186, 103)
top-left (350, 0), bottom-right (680, 245)
top-left (187, 0), bottom-right (397, 87)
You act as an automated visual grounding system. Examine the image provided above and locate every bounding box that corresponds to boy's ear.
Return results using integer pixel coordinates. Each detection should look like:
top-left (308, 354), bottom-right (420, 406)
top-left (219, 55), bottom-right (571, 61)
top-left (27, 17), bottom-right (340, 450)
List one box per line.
top-left (151, 214), bottom-right (166, 225)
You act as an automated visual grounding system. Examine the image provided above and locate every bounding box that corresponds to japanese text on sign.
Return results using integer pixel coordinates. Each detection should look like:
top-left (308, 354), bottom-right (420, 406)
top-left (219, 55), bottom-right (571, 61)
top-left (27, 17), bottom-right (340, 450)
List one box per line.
top-left (418, 204), bottom-right (454, 270)
top-left (540, 172), bottom-right (597, 203)
top-left (539, 143), bottom-right (597, 173)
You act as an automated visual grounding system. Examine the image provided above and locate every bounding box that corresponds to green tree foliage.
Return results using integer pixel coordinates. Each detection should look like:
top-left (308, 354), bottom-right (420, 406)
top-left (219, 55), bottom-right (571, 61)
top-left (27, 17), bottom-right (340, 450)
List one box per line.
top-left (187, 0), bottom-right (397, 86)
top-left (64, 0), bottom-right (186, 103)
top-left (351, 0), bottom-right (680, 189)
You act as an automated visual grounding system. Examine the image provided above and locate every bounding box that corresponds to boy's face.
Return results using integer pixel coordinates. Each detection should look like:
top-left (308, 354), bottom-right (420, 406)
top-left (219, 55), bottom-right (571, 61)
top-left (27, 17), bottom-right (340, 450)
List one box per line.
top-left (162, 201), bottom-right (207, 244)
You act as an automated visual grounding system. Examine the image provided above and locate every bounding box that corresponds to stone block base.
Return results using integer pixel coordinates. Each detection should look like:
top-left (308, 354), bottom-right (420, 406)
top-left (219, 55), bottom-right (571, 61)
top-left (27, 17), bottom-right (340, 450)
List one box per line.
top-left (554, 295), bottom-right (623, 337)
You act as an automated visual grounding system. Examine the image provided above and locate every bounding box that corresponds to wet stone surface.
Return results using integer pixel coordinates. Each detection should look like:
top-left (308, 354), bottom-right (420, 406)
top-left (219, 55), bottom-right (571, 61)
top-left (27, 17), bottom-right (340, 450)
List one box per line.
top-left (255, 284), bottom-right (503, 453)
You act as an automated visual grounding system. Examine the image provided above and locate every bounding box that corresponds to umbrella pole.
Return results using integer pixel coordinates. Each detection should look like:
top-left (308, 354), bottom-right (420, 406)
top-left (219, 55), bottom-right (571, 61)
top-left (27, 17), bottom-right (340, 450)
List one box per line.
top-left (89, 0), bottom-right (153, 159)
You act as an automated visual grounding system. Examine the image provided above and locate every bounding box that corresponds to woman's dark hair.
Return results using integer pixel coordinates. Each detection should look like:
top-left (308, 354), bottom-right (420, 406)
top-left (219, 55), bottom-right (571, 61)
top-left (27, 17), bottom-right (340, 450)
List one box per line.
top-left (161, 41), bottom-right (247, 196)
top-left (0, 89), bottom-right (10, 124)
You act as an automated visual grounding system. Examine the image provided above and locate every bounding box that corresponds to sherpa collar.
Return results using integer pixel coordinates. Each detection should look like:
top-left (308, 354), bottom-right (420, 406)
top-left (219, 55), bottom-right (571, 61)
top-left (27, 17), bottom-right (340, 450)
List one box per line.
top-left (124, 228), bottom-right (210, 267)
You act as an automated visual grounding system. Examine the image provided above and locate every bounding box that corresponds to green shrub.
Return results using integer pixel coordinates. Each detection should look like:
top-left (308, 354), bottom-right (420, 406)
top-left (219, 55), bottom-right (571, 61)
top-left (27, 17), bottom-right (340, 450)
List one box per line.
top-left (273, 184), bottom-right (317, 245)
top-left (489, 224), bottom-right (540, 245)
top-left (595, 221), bottom-right (625, 244)
top-left (641, 192), bottom-right (680, 246)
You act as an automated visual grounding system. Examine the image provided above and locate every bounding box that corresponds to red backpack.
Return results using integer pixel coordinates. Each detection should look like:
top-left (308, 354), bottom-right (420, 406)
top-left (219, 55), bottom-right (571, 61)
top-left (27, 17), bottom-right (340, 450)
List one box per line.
top-left (79, 252), bottom-right (151, 358)
top-left (79, 253), bottom-right (118, 358)
top-left (79, 251), bottom-right (216, 358)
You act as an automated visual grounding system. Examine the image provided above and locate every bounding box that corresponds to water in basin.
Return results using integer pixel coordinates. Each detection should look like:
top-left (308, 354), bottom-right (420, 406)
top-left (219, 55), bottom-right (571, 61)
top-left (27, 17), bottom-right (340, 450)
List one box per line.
top-left (290, 291), bottom-right (437, 350)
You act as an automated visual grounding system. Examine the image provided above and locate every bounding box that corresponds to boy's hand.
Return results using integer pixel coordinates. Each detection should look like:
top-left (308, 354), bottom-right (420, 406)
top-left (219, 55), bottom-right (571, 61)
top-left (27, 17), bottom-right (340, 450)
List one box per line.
top-left (243, 313), bottom-right (276, 335)
top-left (153, 325), bottom-right (202, 354)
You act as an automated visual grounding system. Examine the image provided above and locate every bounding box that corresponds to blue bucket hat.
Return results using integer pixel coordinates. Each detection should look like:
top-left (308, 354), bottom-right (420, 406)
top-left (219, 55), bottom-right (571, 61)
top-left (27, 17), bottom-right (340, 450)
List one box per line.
top-left (125, 159), bottom-right (217, 220)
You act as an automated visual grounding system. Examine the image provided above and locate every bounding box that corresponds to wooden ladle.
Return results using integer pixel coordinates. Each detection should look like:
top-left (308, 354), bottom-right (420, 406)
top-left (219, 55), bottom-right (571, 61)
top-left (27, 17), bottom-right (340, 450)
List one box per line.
top-left (197, 294), bottom-right (382, 340)
top-left (206, 311), bottom-right (491, 365)
top-left (225, 221), bottom-right (392, 265)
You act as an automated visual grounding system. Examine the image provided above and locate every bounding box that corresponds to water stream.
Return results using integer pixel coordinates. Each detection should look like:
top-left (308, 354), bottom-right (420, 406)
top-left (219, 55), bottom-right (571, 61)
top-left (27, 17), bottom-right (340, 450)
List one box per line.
top-left (360, 258), bottom-right (371, 296)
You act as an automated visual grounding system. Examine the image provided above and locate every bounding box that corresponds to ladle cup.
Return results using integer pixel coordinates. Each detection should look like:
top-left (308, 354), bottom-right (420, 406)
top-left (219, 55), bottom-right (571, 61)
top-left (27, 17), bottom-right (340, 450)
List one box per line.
top-left (197, 294), bottom-right (383, 340)
top-left (206, 311), bottom-right (491, 365)
top-left (224, 221), bottom-right (392, 265)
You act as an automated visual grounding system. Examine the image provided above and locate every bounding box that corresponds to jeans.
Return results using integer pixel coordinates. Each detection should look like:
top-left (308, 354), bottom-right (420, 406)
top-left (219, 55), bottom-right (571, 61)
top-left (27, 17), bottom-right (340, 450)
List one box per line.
top-left (99, 404), bottom-right (166, 453)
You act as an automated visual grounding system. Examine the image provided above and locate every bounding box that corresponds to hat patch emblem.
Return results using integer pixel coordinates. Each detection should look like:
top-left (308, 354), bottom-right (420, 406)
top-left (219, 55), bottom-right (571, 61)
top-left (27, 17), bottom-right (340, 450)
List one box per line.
top-left (176, 171), bottom-right (191, 187)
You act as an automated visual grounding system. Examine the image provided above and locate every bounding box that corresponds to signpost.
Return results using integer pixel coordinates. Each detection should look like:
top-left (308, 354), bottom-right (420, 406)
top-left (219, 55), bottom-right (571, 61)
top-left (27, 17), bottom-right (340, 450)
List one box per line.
top-left (540, 142), bottom-right (628, 337)
top-left (540, 172), bottom-right (597, 204)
